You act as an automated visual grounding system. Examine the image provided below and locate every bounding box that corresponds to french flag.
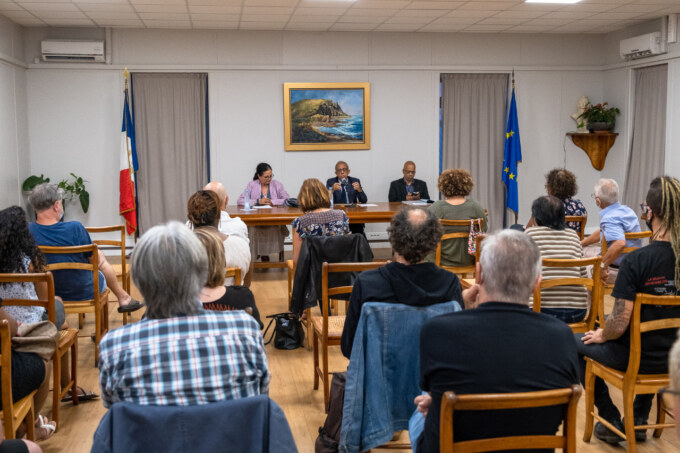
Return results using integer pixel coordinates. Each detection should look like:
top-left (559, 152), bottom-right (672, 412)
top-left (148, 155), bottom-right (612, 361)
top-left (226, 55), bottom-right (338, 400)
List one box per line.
top-left (120, 89), bottom-right (138, 235)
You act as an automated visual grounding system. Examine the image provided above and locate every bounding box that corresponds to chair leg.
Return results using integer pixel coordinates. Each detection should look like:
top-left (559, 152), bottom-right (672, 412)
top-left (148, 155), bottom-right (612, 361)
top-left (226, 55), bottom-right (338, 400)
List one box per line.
top-left (313, 329), bottom-right (319, 391)
top-left (623, 389), bottom-right (636, 453)
top-left (25, 400), bottom-right (35, 441)
top-left (78, 313), bottom-right (85, 329)
top-left (71, 342), bottom-right (79, 405)
top-left (52, 351), bottom-right (61, 429)
top-left (322, 337), bottom-right (330, 413)
top-left (94, 307), bottom-right (101, 368)
top-left (654, 392), bottom-right (666, 438)
top-left (122, 312), bottom-right (128, 325)
top-left (306, 309), bottom-right (312, 351)
top-left (583, 362), bottom-right (595, 442)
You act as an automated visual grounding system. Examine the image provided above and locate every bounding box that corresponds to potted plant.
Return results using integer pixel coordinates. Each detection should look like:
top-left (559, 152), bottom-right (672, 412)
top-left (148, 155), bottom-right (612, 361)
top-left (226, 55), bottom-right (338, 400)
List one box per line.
top-left (22, 173), bottom-right (90, 214)
top-left (577, 102), bottom-right (621, 133)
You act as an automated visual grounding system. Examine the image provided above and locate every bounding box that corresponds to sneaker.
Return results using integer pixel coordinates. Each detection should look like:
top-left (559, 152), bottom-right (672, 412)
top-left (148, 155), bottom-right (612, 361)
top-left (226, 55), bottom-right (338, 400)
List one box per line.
top-left (594, 420), bottom-right (625, 444)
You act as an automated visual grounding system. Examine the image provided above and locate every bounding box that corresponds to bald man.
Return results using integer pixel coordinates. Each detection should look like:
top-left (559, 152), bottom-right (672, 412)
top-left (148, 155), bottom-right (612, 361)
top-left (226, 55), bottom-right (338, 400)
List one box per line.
top-left (388, 161), bottom-right (430, 202)
top-left (186, 181), bottom-right (249, 242)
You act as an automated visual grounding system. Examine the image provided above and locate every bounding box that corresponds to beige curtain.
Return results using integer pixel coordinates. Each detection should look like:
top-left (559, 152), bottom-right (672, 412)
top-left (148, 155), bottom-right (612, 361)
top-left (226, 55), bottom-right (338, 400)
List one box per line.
top-left (132, 73), bottom-right (208, 234)
top-left (623, 64), bottom-right (667, 210)
top-left (441, 73), bottom-right (509, 231)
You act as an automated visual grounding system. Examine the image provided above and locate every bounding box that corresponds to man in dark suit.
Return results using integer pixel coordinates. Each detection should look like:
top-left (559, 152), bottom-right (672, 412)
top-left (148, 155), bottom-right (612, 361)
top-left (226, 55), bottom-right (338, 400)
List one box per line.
top-left (410, 230), bottom-right (580, 453)
top-left (388, 161), bottom-right (430, 202)
top-left (326, 161), bottom-right (367, 236)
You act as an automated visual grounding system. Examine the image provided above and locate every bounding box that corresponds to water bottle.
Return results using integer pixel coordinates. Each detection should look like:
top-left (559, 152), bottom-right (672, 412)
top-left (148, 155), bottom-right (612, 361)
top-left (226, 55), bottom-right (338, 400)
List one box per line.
top-left (244, 189), bottom-right (251, 210)
top-left (329, 189), bottom-right (334, 209)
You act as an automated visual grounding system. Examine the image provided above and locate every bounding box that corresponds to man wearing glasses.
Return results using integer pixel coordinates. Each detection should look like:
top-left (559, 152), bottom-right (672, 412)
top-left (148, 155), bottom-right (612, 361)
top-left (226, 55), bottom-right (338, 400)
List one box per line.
top-left (327, 161), bottom-right (367, 236)
top-left (388, 161), bottom-right (430, 202)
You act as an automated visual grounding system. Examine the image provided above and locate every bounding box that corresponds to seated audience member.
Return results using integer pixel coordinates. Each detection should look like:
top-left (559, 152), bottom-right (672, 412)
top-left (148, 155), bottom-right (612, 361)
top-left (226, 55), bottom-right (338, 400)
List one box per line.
top-left (194, 228), bottom-right (263, 329)
top-left (26, 183), bottom-right (142, 314)
top-left (340, 207), bottom-right (462, 358)
top-left (188, 190), bottom-right (251, 286)
top-left (427, 169), bottom-right (487, 267)
top-left (292, 178), bottom-right (350, 264)
top-left (388, 161), bottom-right (430, 202)
top-left (0, 440), bottom-right (41, 453)
top-left (576, 175), bottom-right (680, 444)
top-left (410, 230), bottom-right (579, 453)
top-left (669, 335), bottom-right (680, 439)
top-left (525, 196), bottom-right (588, 323)
top-left (186, 181), bottom-right (248, 242)
top-left (326, 161), bottom-right (367, 236)
top-left (0, 305), bottom-right (56, 442)
top-left (526, 168), bottom-right (587, 232)
top-left (98, 222), bottom-right (269, 407)
top-left (581, 178), bottom-right (641, 284)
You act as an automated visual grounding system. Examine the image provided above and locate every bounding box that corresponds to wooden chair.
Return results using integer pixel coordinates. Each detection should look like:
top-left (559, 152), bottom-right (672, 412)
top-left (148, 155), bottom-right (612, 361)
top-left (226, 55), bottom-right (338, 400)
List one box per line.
top-left (86, 225), bottom-right (132, 324)
top-left (39, 244), bottom-right (110, 367)
top-left (225, 267), bottom-right (242, 286)
top-left (313, 261), bottom-right (385, 411)
top-left (532, 257), bottom-right (603, 333)
top-left (583, 293), bottom-right (680, 452)
top-left (0, 320), bottom-right (37, 440)
top-left (600, 231), bottom-right (652, 301)
top-left (440, 385), bottom-right (582, 453)
top-left (435, 218), bottom-right (485, 278)
top-left (564, 215), bottom-right (587, 240)
top-left (0, 272), bottom-right (78, 429)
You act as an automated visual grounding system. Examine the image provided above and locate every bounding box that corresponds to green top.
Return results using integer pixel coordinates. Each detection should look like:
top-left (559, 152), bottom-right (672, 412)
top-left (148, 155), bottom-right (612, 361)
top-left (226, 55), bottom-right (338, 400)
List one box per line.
top-left (428, 199), bottom-right (487, 267)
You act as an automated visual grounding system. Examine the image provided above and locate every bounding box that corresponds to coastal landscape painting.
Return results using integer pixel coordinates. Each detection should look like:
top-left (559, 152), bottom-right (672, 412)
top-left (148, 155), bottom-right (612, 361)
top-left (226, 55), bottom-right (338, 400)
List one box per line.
top-left (283, 82), bottom-right (370, 151)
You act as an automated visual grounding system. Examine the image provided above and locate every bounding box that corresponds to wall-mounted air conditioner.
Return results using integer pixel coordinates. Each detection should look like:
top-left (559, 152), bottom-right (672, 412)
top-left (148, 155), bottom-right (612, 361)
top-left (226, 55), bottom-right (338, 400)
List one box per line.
top-left (619, 32), bottom-right (664, 61)
top-left (41, 40), bottom-right (105, 63)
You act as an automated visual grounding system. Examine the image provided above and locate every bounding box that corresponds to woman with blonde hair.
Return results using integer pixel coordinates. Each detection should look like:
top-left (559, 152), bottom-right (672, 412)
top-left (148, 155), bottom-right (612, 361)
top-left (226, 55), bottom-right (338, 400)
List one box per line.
top-left (291, 178), bottom-right (350, 264)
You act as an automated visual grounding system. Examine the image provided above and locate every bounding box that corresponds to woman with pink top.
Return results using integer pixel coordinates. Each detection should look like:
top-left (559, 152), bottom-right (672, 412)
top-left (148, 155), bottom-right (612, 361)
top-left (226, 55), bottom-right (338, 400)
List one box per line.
top-left (237, 163), bottom-right (290, 262)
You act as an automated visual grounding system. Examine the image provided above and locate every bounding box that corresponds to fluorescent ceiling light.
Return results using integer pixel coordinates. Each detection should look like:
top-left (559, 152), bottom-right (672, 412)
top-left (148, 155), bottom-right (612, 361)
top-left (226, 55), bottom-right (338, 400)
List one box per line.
top-left (525, 0), bottom-right (581, 3)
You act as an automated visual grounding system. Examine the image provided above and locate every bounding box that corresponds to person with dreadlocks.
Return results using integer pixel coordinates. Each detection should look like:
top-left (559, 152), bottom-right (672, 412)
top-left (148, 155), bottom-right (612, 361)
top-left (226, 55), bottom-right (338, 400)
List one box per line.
top-left (576, 175), bottom-right (680, 445)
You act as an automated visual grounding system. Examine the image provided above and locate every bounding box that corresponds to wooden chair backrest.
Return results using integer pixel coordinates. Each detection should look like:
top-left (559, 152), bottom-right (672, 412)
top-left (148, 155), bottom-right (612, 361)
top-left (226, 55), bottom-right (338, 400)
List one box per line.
top-left (532, 257), bottom-right (602, 332)
top-left (564, 215), bottom-right (587, 240)
top-left (225, 267), bottom-right (242, 286)
top-left (0, 272), bottom-right (56, 324)
top-left (38, 244), bottom-right (101, 303)
top-left (440, 385), bottom-right (582, 453)
top-left (601, 230), bottom-right (652, 255)
top-left (86, 224), bottom-right (127, 278)
top-left (435, 218), bottom-right (485, 267)
top-left (626, 293), bottom-right (680, 378)
top-left (0, 319), bottom-right (12, 420)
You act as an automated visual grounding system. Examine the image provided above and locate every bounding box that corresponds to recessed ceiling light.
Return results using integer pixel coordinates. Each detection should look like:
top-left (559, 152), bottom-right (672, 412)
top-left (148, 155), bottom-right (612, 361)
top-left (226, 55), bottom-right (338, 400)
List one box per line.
top-left (525, 0), bottom-right (581, 3)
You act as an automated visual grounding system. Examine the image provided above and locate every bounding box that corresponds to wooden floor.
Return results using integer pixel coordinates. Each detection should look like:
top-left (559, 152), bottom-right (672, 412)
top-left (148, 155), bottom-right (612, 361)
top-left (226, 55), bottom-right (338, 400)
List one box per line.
top-left (38, 263), bottom-right (678, 453)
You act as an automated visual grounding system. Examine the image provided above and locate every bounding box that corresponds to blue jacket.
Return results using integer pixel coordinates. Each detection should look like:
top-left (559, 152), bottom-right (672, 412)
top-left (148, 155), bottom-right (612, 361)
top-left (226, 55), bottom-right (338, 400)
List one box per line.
top-left (326, 176), bottom-right (368, 204)
top-left (339, 301), bottom-right (461, 453)
top-left (91, 396), bottom-right (298, 453)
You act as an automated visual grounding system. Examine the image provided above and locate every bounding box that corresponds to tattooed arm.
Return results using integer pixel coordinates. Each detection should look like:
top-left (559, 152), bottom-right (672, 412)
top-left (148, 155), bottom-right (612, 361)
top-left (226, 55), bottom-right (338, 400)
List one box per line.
top-left (582, 298), bottom-right (634, 344)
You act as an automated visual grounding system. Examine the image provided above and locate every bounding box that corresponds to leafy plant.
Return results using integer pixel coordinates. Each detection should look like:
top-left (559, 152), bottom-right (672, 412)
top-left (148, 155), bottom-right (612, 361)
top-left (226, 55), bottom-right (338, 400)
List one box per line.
top-left (22, 173), bottom-right (90, 213)
top-left (577, 102), bottom-right (621, 129)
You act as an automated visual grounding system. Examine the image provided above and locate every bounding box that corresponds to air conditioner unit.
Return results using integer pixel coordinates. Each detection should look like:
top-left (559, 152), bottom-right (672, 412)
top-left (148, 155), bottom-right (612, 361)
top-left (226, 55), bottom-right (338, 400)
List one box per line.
top-left (41, 40), bottom-right (105, 63)
top-left (619, 32), bottom-right (664, 61)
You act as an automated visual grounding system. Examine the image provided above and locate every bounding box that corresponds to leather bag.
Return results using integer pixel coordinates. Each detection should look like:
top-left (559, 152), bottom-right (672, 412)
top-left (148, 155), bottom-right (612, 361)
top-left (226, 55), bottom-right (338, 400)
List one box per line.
top-left (315, 372), bottom-right (346, 453)
top-left (263, 312), bottom-right (305, 350)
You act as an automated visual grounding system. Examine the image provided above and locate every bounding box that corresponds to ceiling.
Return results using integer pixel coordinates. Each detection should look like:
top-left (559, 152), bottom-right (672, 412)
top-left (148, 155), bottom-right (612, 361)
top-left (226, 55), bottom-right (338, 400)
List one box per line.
top-left (0, 0), bottom-right (678, 34)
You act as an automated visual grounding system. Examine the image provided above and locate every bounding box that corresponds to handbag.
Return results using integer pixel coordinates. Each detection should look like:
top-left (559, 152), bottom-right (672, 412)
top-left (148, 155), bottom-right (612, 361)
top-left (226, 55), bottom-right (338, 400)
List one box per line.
top-left (315, 371), bottom-right (346, 453)
top-left (467, 218), bottom-right (483, 256)
top-left (263, 312), bottom-right (305, 350)
top-left (12, 320), bottom-right (59, 360)
top-left (285, 198), bottom-right (299, 208)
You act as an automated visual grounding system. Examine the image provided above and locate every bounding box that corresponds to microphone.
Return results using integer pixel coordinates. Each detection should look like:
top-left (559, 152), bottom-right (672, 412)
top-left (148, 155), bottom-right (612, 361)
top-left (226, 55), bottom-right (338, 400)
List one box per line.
top-left (341, 178), bottom-right (348, 187)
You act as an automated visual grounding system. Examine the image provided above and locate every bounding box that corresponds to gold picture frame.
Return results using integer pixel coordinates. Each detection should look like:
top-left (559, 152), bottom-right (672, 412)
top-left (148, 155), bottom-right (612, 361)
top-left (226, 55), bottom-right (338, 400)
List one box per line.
top-left (283, 82), bottom-right (370, 151)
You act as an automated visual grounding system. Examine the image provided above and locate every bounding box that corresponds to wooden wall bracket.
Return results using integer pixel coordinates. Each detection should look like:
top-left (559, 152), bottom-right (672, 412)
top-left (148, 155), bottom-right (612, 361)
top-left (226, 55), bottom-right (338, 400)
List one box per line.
top-left (567, 132), bottom-right (618, 171)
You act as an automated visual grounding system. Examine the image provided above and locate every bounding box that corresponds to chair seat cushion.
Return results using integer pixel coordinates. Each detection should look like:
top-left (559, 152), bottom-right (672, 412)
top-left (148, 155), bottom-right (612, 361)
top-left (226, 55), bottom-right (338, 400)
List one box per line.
top-left (312, 315), bottom-right (345, 339)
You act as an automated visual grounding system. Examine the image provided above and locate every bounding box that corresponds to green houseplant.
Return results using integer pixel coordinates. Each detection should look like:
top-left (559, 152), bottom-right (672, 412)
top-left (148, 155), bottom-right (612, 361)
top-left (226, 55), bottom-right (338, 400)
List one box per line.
top-left (577, 102), bottom-right (621, 133)
top-left (22, 173), bottom-right (90, 213)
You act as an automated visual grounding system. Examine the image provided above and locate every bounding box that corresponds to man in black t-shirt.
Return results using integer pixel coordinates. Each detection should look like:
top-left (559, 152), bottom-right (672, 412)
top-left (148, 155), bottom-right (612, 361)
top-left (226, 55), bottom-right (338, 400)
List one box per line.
top-left (577, 175), bottom-right (680, 445)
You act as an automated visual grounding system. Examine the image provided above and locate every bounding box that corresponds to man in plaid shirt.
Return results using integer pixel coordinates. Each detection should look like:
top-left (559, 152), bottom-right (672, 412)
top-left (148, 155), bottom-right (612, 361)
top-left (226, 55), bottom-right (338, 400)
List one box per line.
top-left (98, 222), bottom-right (269, 407)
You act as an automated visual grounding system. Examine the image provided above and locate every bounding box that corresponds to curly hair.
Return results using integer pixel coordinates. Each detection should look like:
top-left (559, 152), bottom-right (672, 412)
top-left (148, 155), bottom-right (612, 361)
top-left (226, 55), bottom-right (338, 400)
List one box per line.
top-left (388, 207), bottom-right (443, 264)
top-left (545, 168), bottom-right (578, 200)
top-left (187, 190), bottom-right (220, 228)
top-left (0, 206), bottom-right (46, 275)
top-left (298, 178), bottom-right (331, 213)
top-left (438, 169), bottom-right (474, 198)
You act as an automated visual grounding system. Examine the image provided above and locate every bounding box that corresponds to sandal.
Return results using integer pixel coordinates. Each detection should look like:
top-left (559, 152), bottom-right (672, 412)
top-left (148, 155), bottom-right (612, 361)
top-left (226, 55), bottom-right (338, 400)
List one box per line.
top-left (61, 386), bottom-right (99, 403)
top-left (34, 415), bottom-right (56, 442)
top-left (118, 298), bottom-right (144, 314)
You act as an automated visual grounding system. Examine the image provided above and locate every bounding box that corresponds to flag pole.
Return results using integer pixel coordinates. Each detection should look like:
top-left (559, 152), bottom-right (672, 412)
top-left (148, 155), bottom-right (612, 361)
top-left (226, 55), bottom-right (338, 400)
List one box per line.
top-left (512, 68), bottom-right (517, 225)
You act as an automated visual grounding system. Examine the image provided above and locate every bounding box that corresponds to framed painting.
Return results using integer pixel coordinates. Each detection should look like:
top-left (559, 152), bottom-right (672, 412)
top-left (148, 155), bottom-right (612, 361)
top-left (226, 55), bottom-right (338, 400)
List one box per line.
top-left (283, 82), bottom-right (370, 151)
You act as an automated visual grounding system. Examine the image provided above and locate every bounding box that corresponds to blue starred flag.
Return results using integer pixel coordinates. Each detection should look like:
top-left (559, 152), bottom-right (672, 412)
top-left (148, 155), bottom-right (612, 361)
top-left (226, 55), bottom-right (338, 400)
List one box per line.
top-left (502, 88), bottom-right (521, 213)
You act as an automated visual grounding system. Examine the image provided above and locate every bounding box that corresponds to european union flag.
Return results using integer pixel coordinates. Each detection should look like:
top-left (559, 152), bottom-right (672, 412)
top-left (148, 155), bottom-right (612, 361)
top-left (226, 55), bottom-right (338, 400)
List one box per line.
top-left (502, 88), bottom-right (521, 213)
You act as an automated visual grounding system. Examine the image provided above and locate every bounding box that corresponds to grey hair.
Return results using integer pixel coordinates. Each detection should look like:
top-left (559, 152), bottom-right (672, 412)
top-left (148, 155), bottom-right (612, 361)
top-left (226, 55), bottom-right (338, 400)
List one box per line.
top-left (131, 221), bottom-right (207, 319)
top-left (670, 333), bottom-right (680, 392)
top-left (594, 178), bottom-right (619, 205)
top-left (28, 183), bottom-right (63, 212)
top-left (479, 229), bottom-right (541, 304)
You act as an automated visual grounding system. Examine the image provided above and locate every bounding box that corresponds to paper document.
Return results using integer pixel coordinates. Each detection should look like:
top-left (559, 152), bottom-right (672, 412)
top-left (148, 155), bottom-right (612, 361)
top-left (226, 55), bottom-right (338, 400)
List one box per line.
top-left (401, 200), bottom-right (428, 205)
top-left (357, 204), bottom-right (378, 207)
top-left (252, 205), bottom-right (272, 209)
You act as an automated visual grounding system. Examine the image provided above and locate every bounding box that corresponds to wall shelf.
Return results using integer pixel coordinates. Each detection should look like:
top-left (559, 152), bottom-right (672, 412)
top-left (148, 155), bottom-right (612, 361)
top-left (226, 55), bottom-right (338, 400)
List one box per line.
top-left (567, 132), bottom-right (618, 171)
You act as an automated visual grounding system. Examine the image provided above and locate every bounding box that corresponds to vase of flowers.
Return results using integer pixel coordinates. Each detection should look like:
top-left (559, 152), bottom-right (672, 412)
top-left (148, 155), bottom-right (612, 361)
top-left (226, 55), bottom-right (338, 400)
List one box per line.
top-left (577, 102), bottom-right (621, 133)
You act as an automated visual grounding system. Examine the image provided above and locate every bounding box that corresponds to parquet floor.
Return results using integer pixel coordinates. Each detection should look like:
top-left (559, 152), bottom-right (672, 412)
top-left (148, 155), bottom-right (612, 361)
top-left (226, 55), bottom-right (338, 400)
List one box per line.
top-left (38, 262), bottom-right (678, 453)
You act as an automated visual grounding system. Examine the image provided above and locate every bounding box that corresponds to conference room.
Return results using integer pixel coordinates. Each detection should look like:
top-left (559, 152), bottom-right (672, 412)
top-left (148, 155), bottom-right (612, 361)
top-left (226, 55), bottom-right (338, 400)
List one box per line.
top-left (1, 0), bottom-right (680, 451)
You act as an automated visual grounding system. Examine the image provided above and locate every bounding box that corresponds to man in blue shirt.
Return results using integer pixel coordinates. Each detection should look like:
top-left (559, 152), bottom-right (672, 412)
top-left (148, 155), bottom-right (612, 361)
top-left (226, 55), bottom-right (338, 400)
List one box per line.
top-left (581, 178), bottom-right (641, 284)
top-left (28, 183), bottom-right (142, 313)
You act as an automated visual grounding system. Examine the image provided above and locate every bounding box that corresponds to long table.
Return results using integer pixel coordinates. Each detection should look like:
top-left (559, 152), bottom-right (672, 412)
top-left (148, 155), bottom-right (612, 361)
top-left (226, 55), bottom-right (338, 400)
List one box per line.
top-left (225, 202), bottom-right (404, 226)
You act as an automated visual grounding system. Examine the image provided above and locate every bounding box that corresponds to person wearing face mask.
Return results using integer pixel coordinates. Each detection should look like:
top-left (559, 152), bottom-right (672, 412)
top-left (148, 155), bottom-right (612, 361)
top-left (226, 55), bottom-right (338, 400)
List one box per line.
top-left (27, 183), bottom-right (142, 313)
top-left (576, 175), bottom-right (680, 444)
top-left (580, 178), bottom-right (641, 284)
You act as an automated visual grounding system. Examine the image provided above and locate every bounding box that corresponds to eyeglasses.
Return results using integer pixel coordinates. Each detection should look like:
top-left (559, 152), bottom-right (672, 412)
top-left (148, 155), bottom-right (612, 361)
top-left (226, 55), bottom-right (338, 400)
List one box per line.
top-left (260, 173), bottom-right (273, 179)
top-left (335, 167), bottom-right (349, 173)
top-left (403, 170), bottom-right (416, 175)
top-left (640, 203), bottom-right (650, 214)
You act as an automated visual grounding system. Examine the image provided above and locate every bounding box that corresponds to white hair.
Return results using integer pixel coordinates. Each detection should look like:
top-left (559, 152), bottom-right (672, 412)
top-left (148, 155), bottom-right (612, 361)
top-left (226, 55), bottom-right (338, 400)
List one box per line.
top-left (594, 178), bottom-right (619, 205)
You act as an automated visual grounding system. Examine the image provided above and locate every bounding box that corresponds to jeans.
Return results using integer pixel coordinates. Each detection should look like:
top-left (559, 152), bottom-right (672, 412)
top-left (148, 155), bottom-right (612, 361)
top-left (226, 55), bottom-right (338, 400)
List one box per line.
top-left (542, 308), bottom-right (586, 324)
top-left (574, 333), bottom-right (653, 423)
top-left (42, 297), bottom-right (66, 329)
top-left (408, 408), bottom-right (425, 453)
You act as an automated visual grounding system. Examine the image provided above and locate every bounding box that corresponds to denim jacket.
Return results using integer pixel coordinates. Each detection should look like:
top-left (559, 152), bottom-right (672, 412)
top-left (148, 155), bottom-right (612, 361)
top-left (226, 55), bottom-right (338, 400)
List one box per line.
top-left (339, 301), bottom-right (461, 453)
